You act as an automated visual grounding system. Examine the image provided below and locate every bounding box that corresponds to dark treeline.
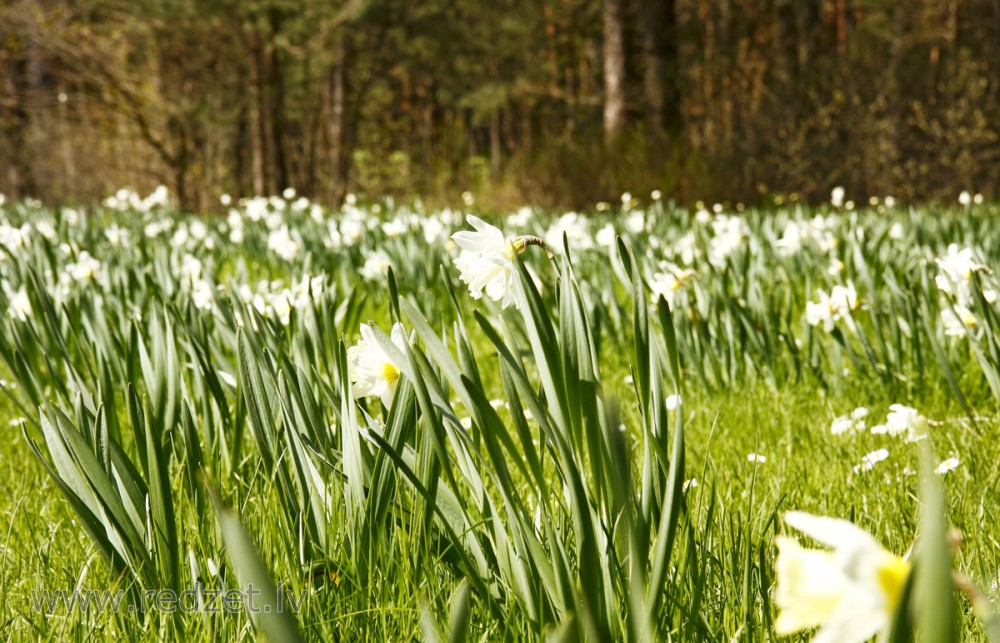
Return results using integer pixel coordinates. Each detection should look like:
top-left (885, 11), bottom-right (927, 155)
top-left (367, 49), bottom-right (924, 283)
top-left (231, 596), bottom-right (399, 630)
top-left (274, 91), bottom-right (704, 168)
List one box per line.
top-left (1, 0), bottom-right (998, 210)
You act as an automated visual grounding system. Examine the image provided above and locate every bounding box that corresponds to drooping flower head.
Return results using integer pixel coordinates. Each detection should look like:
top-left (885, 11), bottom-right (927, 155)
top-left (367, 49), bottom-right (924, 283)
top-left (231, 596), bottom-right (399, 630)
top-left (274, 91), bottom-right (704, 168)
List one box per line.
top-left (452, 215), bottom-right (545, 310)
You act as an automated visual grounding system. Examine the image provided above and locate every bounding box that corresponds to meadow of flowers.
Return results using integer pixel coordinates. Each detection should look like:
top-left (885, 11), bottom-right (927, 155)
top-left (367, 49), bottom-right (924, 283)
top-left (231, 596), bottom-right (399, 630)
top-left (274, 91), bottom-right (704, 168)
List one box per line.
top-left (0, 188), bottom-right (998, 641)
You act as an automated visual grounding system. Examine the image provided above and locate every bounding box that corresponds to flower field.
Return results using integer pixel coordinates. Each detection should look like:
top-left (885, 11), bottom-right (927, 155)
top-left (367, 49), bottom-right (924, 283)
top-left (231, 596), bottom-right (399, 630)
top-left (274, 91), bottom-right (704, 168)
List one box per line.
top-left (1, 190), bottom-right (999, 640)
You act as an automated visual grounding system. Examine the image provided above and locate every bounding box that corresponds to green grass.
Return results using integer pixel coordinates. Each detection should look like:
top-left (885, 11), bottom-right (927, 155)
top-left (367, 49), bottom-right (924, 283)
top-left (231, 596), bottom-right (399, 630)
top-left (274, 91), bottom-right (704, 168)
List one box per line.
top-left (0, 196), bottom-right (997, 641)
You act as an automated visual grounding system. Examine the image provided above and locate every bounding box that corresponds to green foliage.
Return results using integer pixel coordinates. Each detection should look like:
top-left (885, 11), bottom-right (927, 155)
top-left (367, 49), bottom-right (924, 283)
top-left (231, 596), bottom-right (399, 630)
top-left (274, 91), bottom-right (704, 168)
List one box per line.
top-left (0, 196), bottom-right (998, 640)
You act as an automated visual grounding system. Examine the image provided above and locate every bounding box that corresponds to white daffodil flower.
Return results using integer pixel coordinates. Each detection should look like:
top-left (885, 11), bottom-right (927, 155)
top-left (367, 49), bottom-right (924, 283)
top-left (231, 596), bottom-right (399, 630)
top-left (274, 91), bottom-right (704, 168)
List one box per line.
top-left (673, 231), bottom-right (699, 265)
top-left (7, 286), bottom-right (31, 321)
top-left (269, 290), bottom-right (293, 326)
top-left (360, 249), bottom-right (393, 282)
top-left (805, 282), bottom-right (860, 333)
top-left (934, 244), bottom-right (986, 305)
top-left (544, 212), bottom-right (593, 251)
top-left (870, 404), bottom-right (927, 442)
top-left (775, 221), bottom-right (804, 256)
top-left (941, 304), bottom-right (978, 337)
top-left (625, 210), bottom-right (645, 234)
top-left (831, 186), bottom-right (845, 207)
top-left (452, 215), bottom-right (529, 309)
top-left (0, 221), bottom-right (31, 252)
top-left (190, 279), bottom-right (214, 310)
top-left (774, 511), bottom-right (910, 643)
top-left (595, 223), bottom-right (616, 249)
top-left (267, 225), bottom-right (302, 261)
top-left (708, 215), bottom-right (748, 267)
top-left (347, 322), bottom-right (407, 408)
top-left (506, 207), bottom-right (532, 228)
top-left (66, 251), bottom-right (102, 283)
top-left (829, 283), bottom-right (858, 314)
top-left (650, 263), bottom-right (698, 309)
top-left (381, 218), bottom-right (407, 237)
top-left (805, 291), bottom-right (836, 332)
top-left (831, 407), bottom-right (868, 434)
top-left (421, 216), bottom-right (445, 244)
top-left (829, 415), bottom-right (855, 435)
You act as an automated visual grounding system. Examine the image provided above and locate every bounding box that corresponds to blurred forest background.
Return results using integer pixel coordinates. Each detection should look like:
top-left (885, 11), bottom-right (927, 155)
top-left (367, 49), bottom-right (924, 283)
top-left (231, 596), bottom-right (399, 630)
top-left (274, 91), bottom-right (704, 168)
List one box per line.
top-left (1, 0), bottom-right (999, 210)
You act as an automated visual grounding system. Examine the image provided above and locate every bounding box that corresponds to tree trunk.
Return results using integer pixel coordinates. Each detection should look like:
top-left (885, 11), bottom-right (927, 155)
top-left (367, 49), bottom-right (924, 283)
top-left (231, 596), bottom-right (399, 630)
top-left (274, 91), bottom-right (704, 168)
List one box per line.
top-left (167, 115), bottom-right (190, 207)
top-left (58, 84), bottom-right (75, 195)
top-left (642, 0), bottom-right (680, 135)
top-left (993, 0), bottom-right (1000, 102)
top-left (795, 0), bottom-right (822, 79)
top-left (662, 0), bottom-right (680, 135)
top-left (247, 33), bottom-right (268, 196)
top-left (1, 58), bottom-right (30, 199)
top-left (268, 10), bottom-right (289, 192)
top-left (235, 103), bottom-right (248, 197)
top-left (24, 6), bottom-right (43, 197)
top-left (602, 0), bottom-right (626, 141)
top-left (324, 32), bottom-right (348, 204)
top-left (0, 8), bottom-right (43, 199)
top-left (490, 109), bottom-right (502, 178)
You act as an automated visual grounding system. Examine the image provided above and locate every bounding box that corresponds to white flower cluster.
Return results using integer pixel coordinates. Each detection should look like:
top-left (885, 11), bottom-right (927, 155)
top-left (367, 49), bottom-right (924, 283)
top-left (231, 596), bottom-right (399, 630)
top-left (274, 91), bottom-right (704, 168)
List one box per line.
top-left (103, 186), bottom-right (170, 212)
top-left (64, 250), bottom-right (102, 284)
top-left (829, 407), bottom-right (869, 435)
top-left (671, 231), bottom-right (700, 266)
top-left (707, 214), bottom-right (748, 267)
top-left (805, 281), bottom-right (859, 333)
top-left (105, 223), bottom-right (130, 247)
top-left (168, 219), bottom-right (212, 249)
top-left (958, 191), bottom-right (984, 206)
top-left (934, 244), bottom-right (995, 338)
top-left (239, 274), bottom-right (325, 326)
top-left (869, 404), bottom-right (927, 442)
top-left (544, 212), bottom-right (593, 252)
top-left (0, 220), bottom-right (32, 256)
top-left (774, 215), bottom-right (837, 256)
top-left (177, 253), bottom-right (216, 310)
top-left (268, 226), bottom-right (302, 262)
top-left (833, 404), bottom-right (928, 475)
top-left (853, 448), bottom-right (889, 473)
